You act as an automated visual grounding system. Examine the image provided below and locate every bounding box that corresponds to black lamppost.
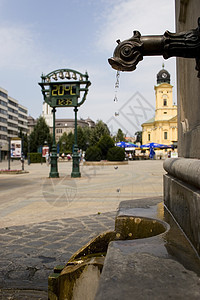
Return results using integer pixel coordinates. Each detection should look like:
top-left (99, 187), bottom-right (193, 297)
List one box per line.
top-left (28, 135), bottom-right (30, 165)
top-left (21, 135), bottom-right (24, 171)
top-left (8, 137), bottom-right (10, 170)
top-left (71, 107), bottom-right (80, 177)
top-left (49, 107), bottom-right (59, 177)
top-left (0, 143), bottom-right (2, 163)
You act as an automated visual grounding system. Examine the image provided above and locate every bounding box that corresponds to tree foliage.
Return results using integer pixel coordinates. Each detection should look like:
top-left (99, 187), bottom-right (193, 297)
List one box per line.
top-left (97, 135), bottom-right (114, 159)
top-left (30, 116), bottom-right (52, 152)
top-left (57, 120), bottom-right (126, 161)
top-left (107, 146), bottom-right (125, 161)
top-left (85, 146), bottom-right (102, 161)
top-left (135, 131), bottom-right (142, 144)
top-left (115, 128), bottom-right (126, 142)
top-left (90, 120), bottom-right (110, 145)
top-left (58, 120), bottom-right (110, 154)
top-left (59, 131), bottom-right (74, 153)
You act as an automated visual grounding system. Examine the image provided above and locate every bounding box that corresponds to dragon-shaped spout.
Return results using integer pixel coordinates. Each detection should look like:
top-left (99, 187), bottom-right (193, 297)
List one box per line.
top-left (108, 18), bottom-right (200, 77)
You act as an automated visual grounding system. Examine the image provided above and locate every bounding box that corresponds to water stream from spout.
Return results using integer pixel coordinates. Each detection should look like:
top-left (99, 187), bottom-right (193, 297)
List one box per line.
top-left (114, 71), bottom-right (120, 106)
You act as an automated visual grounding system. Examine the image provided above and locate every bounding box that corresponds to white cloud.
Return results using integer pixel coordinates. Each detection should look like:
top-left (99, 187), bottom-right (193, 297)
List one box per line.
top-left (97, 0), bottom-right (175, 53)
top-left (0, 26), bottom-right (37, 69)
top-left (0, 25), bottom-right (72, 76)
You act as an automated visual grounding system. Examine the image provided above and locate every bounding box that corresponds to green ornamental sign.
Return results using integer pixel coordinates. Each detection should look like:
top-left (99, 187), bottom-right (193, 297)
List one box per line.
top-left (38, 68), bottom-right (91, 178)
top-left (39, 69), bottom-right (91, 108)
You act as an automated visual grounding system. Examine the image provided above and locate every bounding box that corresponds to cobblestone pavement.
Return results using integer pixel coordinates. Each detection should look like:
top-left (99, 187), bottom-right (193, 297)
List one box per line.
top-left (0, 212), bottom-right (115, 299)
top-left (0, 160), bottom-right (165, 299)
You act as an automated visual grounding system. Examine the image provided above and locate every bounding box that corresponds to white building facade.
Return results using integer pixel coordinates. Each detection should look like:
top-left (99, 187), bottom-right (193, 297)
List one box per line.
top-left (0, 87), bottom-right (28, 159)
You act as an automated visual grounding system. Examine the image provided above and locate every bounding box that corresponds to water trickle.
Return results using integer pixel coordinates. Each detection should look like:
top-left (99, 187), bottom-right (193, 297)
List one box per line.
top-left (114, 95), bottom-right (118, 103)
top-left (113, 71), bottom-right (120, 103)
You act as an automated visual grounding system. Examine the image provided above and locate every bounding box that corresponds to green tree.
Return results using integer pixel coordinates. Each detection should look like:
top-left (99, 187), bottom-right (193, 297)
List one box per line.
top-left (77, 126), bottom-right (88, 151)
top-left (58, 132), bottom-right (68, 153)
top-left (115, 128), bottom-right (126, 142)
top-left (30, 116), bottom-right (52, 152)
top-left (67, 131), bottom-right (74, 152)
top-left (81, 126), bottom-right (92, 150)
top-left (135, 131), bottom-right (142, 144)
top-left (97, 134), bottom-right (114, 159)
top-left (90, 120), bottom-right (110, 145)
top-left (85, 146), bottom-right (102, 161)
top-left (59, 131), bottom-right (74, 153)
top-left (107, 147), bottom-right (125, 161)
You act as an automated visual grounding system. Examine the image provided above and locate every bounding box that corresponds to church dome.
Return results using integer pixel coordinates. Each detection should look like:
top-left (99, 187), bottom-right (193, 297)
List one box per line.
top-left (157, 64), bottom-right (170, 84)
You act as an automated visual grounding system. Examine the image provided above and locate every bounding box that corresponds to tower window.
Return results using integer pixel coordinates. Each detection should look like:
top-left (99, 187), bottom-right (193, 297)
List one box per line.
top-left (164, 132), bottom-right (168, 140)
top-left (163, 99), bottom-right (167, 106)
top-left (148, 133), bottom-right (151, 141)
top-left (164, 112), bottom-right (167, 114)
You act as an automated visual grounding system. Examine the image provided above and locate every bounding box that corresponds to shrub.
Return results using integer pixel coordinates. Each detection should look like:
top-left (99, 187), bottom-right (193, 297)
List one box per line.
top-left (29, 153), bottom-right (45, 163)
top-left (97, 135), bottom-right (115, 159)
top-left (85, 146), bottom-right (102, 161)
top-left (107, 147), bottom-right (125, 161)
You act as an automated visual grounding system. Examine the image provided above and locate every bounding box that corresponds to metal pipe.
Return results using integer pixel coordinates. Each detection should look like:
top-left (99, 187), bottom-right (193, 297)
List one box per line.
top-left (108, 18), bottom-right (200, 77)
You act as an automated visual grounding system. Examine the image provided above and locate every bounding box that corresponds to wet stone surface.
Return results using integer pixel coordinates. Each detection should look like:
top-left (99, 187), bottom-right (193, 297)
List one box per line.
top-left (0, 212), bottom-right (115, 299)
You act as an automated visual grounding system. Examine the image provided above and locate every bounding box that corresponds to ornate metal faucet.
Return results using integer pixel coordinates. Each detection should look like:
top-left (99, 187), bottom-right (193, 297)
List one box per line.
top-left (108, 18), bottom-right (200, 77)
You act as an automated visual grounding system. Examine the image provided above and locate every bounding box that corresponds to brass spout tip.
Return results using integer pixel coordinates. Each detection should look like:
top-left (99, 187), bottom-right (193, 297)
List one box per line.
top-left (108, 57), bottom-right (137, 72)
top-left (108, 58), bottom-right (122, 71)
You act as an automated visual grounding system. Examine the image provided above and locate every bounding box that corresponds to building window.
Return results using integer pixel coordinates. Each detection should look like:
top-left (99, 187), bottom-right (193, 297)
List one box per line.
top-left (19, 107), bottom-right (27, 114)
top-left (0, 108), bottom-right (7, 115)
top-left (56, 128), bottom-right (62, 134)
top-left (164, 112), bottom-right (167, 114)
top-left (0, 99), bottom-right (7, 107)
top-left (164, 132), bottom-right (168, 140)
top-left (0, 117), bottom-right (7, 123)
top-left (163, 99), bottom-right (167, 106)
top-left (8, 115), bottom-right (18, 121)
top-left (8, 107), bottom-right (18, 114)
top-left (18, 113), bottom-right (27, 119)
top-left (0, 91), bottom-right (8, 99)
top-left (148, 133), bottom-right (151, 141)
top-left (0, 126), bottom-right (7, 132)
top-left (8, 99), bottom-right (18, 107)
top-left (0, 134), bottom-right (7, 140)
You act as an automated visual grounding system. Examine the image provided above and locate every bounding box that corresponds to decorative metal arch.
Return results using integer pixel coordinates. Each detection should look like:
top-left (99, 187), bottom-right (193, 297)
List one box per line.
top-left (39, 68), bottom-right (91, 107)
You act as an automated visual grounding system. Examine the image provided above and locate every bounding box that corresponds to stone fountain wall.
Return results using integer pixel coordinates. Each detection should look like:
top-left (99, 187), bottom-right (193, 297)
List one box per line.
top-left (164, 0), bottom-right (200, 255)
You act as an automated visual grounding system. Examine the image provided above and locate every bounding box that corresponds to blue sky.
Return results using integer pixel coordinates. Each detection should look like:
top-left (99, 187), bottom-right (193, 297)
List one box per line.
top-left (0, 0), bottom-right (175, 136)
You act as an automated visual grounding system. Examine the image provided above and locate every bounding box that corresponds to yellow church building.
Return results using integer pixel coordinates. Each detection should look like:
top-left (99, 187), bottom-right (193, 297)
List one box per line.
top-left (142, 66), bottom-right (177, 157)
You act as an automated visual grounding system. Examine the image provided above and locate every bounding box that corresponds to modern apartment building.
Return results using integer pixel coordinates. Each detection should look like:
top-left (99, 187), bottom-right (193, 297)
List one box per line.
top-left (0, 87), bottom-right (28, 160)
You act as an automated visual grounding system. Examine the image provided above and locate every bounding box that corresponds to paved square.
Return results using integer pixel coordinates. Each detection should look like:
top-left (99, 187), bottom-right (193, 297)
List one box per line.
top-left (0, 159), bottom-right (165, 298)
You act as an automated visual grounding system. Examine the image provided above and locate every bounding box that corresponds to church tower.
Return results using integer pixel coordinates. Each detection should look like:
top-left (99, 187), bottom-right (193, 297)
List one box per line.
top-left (154, 64), bottom-right (177, 122)
top-left (142, 65), bottom-right (178, 149)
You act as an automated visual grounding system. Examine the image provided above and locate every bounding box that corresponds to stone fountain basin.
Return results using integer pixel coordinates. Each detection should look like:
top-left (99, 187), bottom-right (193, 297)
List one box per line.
top-left (115, 215), bottom-right (168, 240)
top-left (48, 215), bottom-right (168, 300)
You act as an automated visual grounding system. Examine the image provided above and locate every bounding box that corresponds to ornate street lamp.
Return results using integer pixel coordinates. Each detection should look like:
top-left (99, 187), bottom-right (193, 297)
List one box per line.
top-left (39, 69), bottom-right (91, 178)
